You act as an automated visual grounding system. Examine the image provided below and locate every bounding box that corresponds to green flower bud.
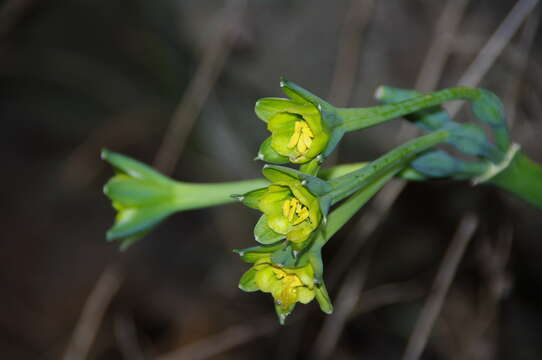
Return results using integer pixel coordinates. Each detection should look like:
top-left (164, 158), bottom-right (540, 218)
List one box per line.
top-left (238, 255), bottom-right (333, 324)
top-left (102, 149), bottom-right (268, 249)
top-left (102, 149), bottom-right (182, 249)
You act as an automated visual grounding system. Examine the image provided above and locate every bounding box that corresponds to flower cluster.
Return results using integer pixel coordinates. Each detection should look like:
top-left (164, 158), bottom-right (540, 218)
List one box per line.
top-left (102, 78), bottom-right (522, 324)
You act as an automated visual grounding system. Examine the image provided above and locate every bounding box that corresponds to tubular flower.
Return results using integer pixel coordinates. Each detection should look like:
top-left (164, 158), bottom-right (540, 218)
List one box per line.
top-left (238, 165), bottom-right (326, 245)
top-left (238, 255), bottom-right (332, 324)
top-left (255, 80), bottom-right (334, 164)
top-left (102, 150), bottom-right (269, 249)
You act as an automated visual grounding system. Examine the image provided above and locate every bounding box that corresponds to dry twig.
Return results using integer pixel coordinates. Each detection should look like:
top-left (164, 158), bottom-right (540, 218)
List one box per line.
top-left (156, 316), bottom-right (277, 360)
top-left (505, 12), bottom-right (540, 127)
top-left (62, 266), bottom-right (123, 360)
top-left (402, 214), bottom-right (478, 360)
top-left (328, 0), bottom-right (375, 107)
top-left (153, 0), bottom-right (248, 174)
top-left (449, 0), bottom-right (540, 115)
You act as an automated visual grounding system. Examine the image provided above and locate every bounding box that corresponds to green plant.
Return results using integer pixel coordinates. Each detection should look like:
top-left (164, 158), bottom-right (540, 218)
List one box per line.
top-left (102, 79), bottom-right (542, 323)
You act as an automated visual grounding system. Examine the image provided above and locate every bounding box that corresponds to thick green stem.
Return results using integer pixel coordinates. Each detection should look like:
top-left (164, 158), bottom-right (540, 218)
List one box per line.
top-left (327, 129), bottom-right (450, 204)
top-left (337, 87), bottom-right (480, 132)
top-left (488, 151), bottom-right (542, 209)
top-left (172, 179), bottom-right (269, 210)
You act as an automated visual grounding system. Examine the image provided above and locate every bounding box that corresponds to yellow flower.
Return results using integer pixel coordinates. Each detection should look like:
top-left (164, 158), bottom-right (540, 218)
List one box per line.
top-left (238, 255), bottom-right (332, 323)
top-left (239, 165), bottom-right (327, 245)
top-left (255, 79), bottom-right (334, 164)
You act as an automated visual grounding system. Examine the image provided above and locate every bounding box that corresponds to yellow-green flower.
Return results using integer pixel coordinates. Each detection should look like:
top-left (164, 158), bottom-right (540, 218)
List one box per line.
top-left (238, 255), bottom-right (333, 323)
top-left (255, 79), bottom-right (335, 164)
top-left (239, 165), bottom-right (328, 245)
top-left (102, 149), bottom-right (269, 249)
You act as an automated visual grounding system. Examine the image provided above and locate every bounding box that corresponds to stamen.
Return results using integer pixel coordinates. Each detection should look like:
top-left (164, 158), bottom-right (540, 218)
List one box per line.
top-left (297, 137), bottom-right (307, 153)
top-left (282, 199), bottom-right (290, 217)
top-left (287, 128), bottom-right (301, 149)
top-left (288, 198), bottom-right (297, 221)
top-left (287, 121), bottom-right (314, 154)
top-left (292, 207), bottom-right (309, 225)
top-left (302, 125), bottom-right (314, 137)
top-left (282, 196), bottom-right (310, 225)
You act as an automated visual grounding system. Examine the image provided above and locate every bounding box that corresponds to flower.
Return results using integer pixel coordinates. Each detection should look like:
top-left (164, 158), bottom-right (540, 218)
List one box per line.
top-left (238, 165), bottom-right (330, 245)
top-left (102, 149), bottom-right (269, 249)
top-left (102, 149), bottom-right (183, 249)
top-left (238, 253), bottom-right (333, 324)
top-left (255, 79), bottom-right (336, 165)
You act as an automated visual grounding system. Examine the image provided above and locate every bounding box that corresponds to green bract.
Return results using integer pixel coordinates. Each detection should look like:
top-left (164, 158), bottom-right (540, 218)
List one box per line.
top-left (238, 254), bottom-right (332, 324)
top-left (255, 79), bottom-right (341, 165)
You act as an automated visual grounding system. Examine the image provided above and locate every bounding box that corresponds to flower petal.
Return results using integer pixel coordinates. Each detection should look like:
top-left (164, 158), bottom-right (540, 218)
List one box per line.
top-left (254, 215), bottom-right (287, 244)
top-left (239, 267), bottom-right (259, 292)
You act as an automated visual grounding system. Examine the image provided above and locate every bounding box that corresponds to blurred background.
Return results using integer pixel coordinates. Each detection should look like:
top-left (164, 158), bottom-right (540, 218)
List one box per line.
top-left (2, 0), bottom-right (542, 359)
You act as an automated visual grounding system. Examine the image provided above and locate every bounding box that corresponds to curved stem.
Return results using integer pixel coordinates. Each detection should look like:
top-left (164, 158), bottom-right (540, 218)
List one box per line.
top-left (327, 129), bottom-right (450, 204)
top-left (337, 87), bottom-right (480, 132)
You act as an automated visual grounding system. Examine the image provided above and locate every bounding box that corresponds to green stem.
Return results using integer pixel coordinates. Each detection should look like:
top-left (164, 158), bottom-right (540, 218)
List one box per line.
top-left (327, 129), bottom-right (450, 204)
top-left (488, 151), bottom-right (542, 209)
top-left (172, 179), bottom-right (269, 210)
top-left (337, 87), bottom-right (480, 132)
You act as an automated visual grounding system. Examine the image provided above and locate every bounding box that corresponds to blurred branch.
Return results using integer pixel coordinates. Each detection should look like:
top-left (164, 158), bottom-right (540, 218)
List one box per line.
top-left (153, 0), bottom-right (247, 175)
top-left (462, 225), bottom-right (513, 360)
top-left (504, 11), bottom-right (539, 127)
top-left (311, 2), bottom-right (471, 357)
top-left (415, 0), bottom-right (470, 92)
top-left (328, 0), bottom-right (375, 107)
top-left (59, 105), bottom-right (162, 190)
top-left (402, 214), bottom-right (478, 360)
top-left (156, 316), bottom-right (278, 360)
top-left (449, 0), bottom-right (540, 115)
top-left (114, 313), bottom-right (145, 360)
top-left (62, 265), bottom-right (122, 360)
top-left (351, 279), bottom-right (424, 318)
top-left (312, 230), bottom-right (375, 360)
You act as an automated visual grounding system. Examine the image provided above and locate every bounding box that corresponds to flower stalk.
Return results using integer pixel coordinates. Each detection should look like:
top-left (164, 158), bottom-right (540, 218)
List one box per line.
top-left (487, 150), bottom-right (542, 209)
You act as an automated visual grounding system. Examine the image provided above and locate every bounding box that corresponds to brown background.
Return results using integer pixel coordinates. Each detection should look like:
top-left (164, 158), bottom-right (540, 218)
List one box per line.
top-left (1, 0), bottom-right (542, 359)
